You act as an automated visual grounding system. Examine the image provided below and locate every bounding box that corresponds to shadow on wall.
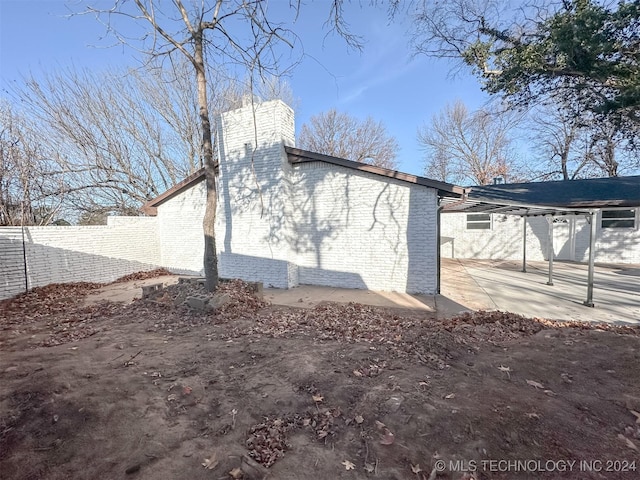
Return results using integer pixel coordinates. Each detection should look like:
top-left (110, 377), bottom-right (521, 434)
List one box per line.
top-left (218, 137), bottom-right (425, 291)
top-left (0, 239), bottom-right (163, 300)
top-left (406, 184), bottom-right (432, 294)
top-left (281, 163), bottom-right (410, 291)
top-left (594, 226), bottom-right (640, 263)
top-left (218, 253), bottom-right (367, 289)
top-left (469, 216), bottom-right (528, 260)
top-left (0, 233), bottom-right (28, 299)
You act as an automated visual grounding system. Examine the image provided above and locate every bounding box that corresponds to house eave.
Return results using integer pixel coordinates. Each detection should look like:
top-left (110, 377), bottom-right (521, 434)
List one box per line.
top-left (285, 146), bottom-right (465, 197)
top-left (140, 168), bottom-right (206, 216)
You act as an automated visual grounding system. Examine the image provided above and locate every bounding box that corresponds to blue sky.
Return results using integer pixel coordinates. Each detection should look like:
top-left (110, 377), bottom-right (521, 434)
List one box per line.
top-left (0, 0), bottom-right (490, 176)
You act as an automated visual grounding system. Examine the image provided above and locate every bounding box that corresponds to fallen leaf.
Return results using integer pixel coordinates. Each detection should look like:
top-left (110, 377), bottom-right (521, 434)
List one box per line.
top-left (342, 460), bottom-right (356, 470)
top-left (560, 372), bottom-right (573, 383)
top-left (312, 394), bottom-right (324, 403)
top-left (411, 463), bottom-right (423, 474)
top-left (526, 379), bottom-right (545, 389)
top-left (618, 434), bottom-right (639, 451)
top-left (379, 428), bottom-right (395, 445)
top-left (355, 415), bottom-right (364, 424)
top-left (202, 451), bottom-right (218, 470)
top-left (375, 420), bottom-right (386, 430)
top-left (630, 410), bottom-right (640, 424)
top-left (229, 467), bottom-right (243, 478)
top-left (526, 412), bottom-right (540, 419)
top-left (302, 418), bottom-right (311, 426)
top-left (444, 393), bottom-right (455, 399)
top-left (543, 389), bottom-right (557, 397)
top-left (353, 369), bottom-right (363, 377)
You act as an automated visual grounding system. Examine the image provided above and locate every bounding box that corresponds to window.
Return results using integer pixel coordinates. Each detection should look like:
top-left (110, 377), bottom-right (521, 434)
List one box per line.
top-left (601, 209), bottom-right (636, 229)
top-left (466, 213), bottom-right (491, 230)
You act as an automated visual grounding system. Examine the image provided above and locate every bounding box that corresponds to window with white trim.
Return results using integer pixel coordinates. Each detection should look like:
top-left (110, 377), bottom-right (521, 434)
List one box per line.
top-left (466, 213), bottom-right (492, 230)
top-left (601, 209), bottom-right (636, 229)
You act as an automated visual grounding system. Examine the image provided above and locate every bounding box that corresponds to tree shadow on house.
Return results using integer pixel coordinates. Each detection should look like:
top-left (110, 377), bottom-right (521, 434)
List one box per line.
top-left (218, 134), bottom-right (425, 292)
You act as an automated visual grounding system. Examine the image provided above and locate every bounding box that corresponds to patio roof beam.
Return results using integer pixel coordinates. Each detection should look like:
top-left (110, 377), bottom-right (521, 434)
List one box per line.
top-left (441, 196), bottom-right (590, 217)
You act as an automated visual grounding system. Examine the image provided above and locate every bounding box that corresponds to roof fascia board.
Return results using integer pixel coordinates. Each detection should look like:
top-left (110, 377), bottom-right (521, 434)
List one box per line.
top-left (285, 146), bottom-right (465, 196)
top-left (140, 168), bottom-right (206, 215)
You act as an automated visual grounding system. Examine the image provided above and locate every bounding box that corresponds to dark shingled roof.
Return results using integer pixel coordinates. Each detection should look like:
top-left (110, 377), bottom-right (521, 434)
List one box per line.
top-left (441, 175), bottom-right (640, 216)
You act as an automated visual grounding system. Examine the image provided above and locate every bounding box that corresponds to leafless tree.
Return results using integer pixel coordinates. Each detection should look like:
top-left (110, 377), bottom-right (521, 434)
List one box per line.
top-left (298, 109), bottom-right (399, 169)
top-left (527, 105), bottom-right (590, 181)
top-left (585, 122), bottom-right (639, 177)
top-left (79, 0), bottom-right (312, 292)
top-left (18, 64), bottom-right (204, 219)
top-left (528, 104), bottom-right (640, 180)
top-left (0, 100), bottom-right (66, 226)
top-left (80, 0), bottom-right (370, 290)
top-left (418, 100), bottom-right (521, 185)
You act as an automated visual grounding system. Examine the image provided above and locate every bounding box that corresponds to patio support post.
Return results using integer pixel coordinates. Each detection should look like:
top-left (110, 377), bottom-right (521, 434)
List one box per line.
top-left (522, 216), bottom-right (527, 273)
top-left (436, 206), bottom-right (442, 295)
top-left (584, 210), bottom-right (597, 307)
top-left (546, 216), bottom-right (554, 286)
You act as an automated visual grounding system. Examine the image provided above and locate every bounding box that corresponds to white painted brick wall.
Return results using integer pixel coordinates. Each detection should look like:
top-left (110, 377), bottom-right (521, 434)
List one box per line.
top-left (215, 100), bottom-right (298, 288)
top-left (587, 210), bottom-right (640, 263)
top-left (0, 217), bottom-right (162, 300)
top-left (156, 181), bottom-right (207, 275)
top-left (440, 214), bottom-right (548, 261)
top-left (155, 100), bottom-right (440, 293)
top-left (0, 227), bottom-right (27, 299)
top-left (291, 162), bottom-right (438, 293)
top-left (441, 210), bottom-right (640, 264)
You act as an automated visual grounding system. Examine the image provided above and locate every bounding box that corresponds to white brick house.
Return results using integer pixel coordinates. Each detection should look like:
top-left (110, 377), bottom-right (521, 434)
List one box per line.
top-left (441, 211), bottom-right (640, 264)
top-left (142, 100), bottom-right (463, 294)
top-left (440, 176), bottom-right (640, 265)
top-left (142, 100), bottom-right (640, 297)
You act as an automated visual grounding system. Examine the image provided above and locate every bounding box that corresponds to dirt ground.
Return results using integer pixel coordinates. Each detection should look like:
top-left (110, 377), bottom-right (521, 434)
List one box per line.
top-left (2, 272), bottom-right (640, 480)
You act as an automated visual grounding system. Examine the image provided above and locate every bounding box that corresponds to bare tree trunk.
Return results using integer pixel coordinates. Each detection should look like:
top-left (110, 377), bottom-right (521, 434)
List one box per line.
top-left (194, 31), bottom-right (219, 292)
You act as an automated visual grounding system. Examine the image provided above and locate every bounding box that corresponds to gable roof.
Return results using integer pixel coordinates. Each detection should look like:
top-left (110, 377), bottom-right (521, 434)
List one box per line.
top-left (441, 175), bottom-right (640, 216)
top-left (141, 149), bottom-right (466, 215)
top-left (284, 147), bottom-right (465, 196)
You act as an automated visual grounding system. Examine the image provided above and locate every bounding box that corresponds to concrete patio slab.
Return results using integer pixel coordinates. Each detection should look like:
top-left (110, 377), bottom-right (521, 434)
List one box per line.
top-left (442, 259), bottom-right (640, 325)
top-left (264, 284), bottom-right (436, 312)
